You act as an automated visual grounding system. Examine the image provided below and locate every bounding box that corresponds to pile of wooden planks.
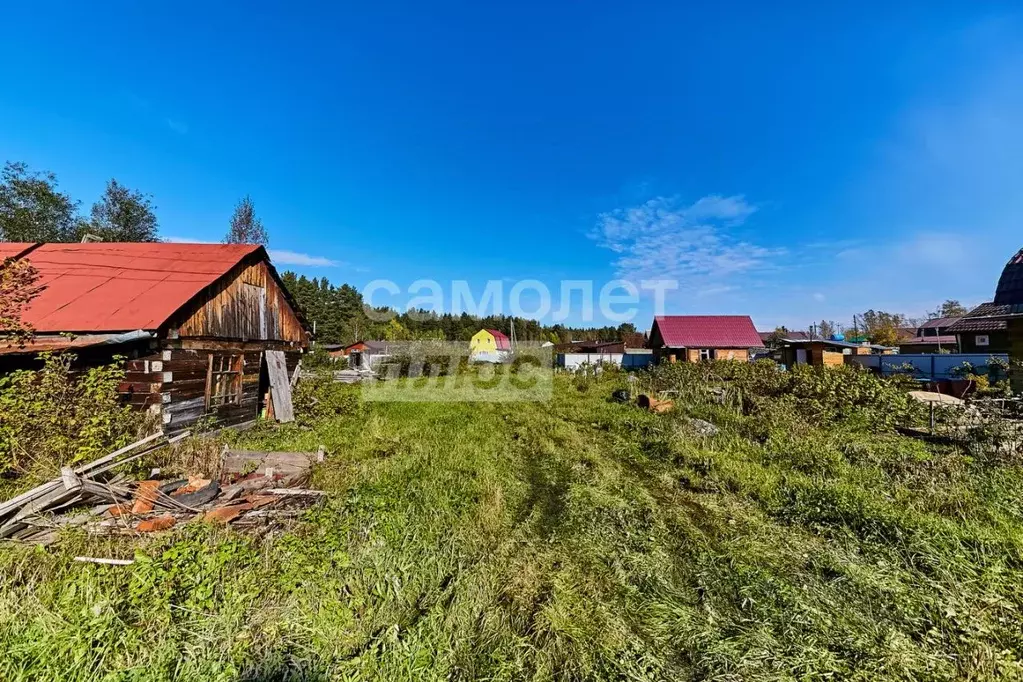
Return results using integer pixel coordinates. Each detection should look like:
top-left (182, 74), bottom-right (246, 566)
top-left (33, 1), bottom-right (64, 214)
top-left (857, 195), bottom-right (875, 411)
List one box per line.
top-left (0, 432), bottom-right (184, 544)
top-left (0, 436), bottom-right (327, 545)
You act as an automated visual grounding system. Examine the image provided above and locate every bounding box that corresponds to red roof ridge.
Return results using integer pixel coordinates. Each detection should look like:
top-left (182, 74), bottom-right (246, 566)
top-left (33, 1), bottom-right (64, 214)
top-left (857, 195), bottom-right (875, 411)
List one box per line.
top-left (652, 314), bottom-right (761, 348)
top-left (10, 242), bottom-right (268, 333)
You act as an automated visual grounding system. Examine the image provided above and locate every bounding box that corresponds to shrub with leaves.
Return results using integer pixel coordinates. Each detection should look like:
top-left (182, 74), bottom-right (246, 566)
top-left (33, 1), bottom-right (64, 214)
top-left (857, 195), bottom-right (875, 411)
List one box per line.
top-left (650, 359), bottom-right (923, 430)
top-left (0, 352), bottom-right (146, 485)
top-left (0, 256), bottom-right (43, 345)
top-left (292, 374), bottom-right (363, 422)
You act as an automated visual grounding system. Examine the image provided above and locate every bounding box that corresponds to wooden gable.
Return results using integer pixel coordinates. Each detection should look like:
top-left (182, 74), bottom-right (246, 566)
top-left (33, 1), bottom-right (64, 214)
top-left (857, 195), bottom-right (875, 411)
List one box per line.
top-left (170, 257), bottom-right (308, 345)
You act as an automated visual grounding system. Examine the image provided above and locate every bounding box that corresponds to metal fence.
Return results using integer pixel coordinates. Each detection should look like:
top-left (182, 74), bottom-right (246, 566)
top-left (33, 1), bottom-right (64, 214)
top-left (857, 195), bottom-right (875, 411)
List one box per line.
top-left (557, 352), bottom-right (654, 370)
top-left (846, 353), bottom-right (1008, 380)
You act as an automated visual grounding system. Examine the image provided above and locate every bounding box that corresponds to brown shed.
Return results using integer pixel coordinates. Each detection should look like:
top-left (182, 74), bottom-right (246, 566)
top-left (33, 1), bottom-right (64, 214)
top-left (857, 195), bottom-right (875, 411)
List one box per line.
top-left (0, 242), bottom-right (309, 432)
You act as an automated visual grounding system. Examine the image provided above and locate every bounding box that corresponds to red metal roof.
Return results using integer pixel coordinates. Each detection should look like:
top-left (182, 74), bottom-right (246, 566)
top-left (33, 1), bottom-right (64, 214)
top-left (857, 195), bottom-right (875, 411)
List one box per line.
top-left (10, 242), bottom-right (262, 333)
top-left (653, 315), bottom-right (762, 348)
top-left (0, 242), bottom-right (37, 260)
top-left (485, 329), bottom-right (511, 350)
top-left (918, 317), bottom-right (960, 330)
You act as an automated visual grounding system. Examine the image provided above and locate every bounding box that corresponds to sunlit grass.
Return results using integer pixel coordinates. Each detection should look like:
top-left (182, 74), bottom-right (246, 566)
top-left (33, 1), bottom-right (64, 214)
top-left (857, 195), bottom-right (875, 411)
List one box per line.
top-left (1, 369), bottom-right (1022, 680)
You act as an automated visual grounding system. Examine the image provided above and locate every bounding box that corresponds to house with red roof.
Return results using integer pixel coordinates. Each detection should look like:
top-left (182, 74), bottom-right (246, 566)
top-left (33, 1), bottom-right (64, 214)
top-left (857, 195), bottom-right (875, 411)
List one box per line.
top-left (469, 328), bottom-right (511, 362)
top-left (1, 242), bottom-right (309, 431)
top-left (648, 315), bottom-right (762, 363)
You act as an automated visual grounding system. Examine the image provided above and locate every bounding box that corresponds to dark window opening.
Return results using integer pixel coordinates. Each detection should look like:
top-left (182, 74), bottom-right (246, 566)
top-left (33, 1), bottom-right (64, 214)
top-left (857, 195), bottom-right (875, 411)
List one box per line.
top-left (206, 354), bottom-right (243, 408)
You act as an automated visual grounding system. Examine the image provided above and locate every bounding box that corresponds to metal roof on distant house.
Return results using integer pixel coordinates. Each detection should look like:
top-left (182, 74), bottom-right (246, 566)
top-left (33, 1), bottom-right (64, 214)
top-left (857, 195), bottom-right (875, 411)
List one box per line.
top-left (948, 247), bottom-right (1023, 332)
top-left (947, 303), bottom-right (1010, 332)
top-left (485, 329), bottom-right (511, 350)
top-left (918, 317), bottom-right (961, 330)
top-left (653, 315), bottom-right (762, 348)
top-left (758, 330), bottom-right (809, 343)
top-left (7, 242), bottom-right (265, 333)
top-left (994, 247), bottom-right (1023, 306)
top-left (900, 335), bottom-right (959, 346)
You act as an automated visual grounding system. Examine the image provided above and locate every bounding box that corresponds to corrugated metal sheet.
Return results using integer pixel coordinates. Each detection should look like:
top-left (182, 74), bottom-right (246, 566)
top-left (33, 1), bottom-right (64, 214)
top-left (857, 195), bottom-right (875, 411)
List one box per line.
top-left (918, 317), bottom-right (960, 330)
top-left (654, 315), bottom-right (762, 348)
top-left (0, 243), bottom-right (37, 260)
top-left (948, 302), bottom-right (1010, 332)
top-left (900, 335), bottom-right (958, 346)
top-left (12, 243), bottom-right (262, 333)
top-left (0, 331), bottom-right (152, 355)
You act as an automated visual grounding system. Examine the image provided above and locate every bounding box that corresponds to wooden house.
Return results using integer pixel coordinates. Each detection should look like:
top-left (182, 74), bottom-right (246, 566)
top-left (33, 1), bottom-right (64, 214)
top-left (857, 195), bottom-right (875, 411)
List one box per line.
top-left (776, 338), bottom-right (884, 369)
top-left (948, 247), bottom-right (1023, 386)
top-left (337, 340), bottom-right (391, 369)
top-left (0, 242), bottom-right (309, 432)
top-left (469, 328), bottom-right (511, 363)
top-left (648, 315), bottom-right (762, 363)
top-left (898, 317), bottom-right (961, 354)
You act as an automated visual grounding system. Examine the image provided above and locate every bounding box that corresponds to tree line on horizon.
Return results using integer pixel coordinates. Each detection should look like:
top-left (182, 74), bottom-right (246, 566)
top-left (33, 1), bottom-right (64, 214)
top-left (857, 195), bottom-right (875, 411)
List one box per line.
top-left (279, 271), bottom-right (638, 346)
top-left (768, 300), bottom-right (972, 348)
top-left (0, 160), bottom-right (266, 245)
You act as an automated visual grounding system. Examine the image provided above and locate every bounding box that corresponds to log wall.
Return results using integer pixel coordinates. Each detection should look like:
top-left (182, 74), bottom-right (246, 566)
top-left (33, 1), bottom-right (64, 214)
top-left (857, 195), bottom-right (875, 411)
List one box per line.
top-left (120, 341), bottom-right (301, 433)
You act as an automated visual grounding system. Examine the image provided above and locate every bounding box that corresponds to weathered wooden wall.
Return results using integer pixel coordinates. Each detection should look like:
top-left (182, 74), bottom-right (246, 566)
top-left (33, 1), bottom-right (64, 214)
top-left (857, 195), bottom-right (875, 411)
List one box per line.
top-left (120, 340), bottom-right (301, 433)
top-left (682, 348), bottom-right (750, 362)
top-left (959, 330), bottom-right (1009, 355)
top-left (171, 259), bottom-right (307, 344)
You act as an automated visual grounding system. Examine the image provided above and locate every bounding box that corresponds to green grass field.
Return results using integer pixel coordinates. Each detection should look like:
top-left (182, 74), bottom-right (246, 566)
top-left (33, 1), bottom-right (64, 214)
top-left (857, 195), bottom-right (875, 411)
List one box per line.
top-left (2, 366), bottom-right (1022, 681)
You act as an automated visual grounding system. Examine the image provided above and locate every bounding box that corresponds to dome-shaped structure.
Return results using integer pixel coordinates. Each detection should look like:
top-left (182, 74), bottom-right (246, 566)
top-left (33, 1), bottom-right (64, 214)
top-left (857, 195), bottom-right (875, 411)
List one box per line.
top-left (993, 248), bottom-right (1023, 306)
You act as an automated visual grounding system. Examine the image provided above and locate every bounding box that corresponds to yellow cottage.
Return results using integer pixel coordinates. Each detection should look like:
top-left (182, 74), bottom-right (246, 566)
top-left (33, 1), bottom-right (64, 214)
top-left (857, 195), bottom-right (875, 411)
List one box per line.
top-left (469, 328), bottom-right (511, 362)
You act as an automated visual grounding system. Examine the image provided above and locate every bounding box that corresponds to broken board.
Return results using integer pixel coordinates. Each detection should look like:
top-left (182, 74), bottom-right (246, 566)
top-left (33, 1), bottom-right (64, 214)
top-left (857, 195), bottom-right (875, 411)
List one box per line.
top-left (220, 449), bottom-right (317, 486)
top-left (265, 350), bottom-right (294, 423)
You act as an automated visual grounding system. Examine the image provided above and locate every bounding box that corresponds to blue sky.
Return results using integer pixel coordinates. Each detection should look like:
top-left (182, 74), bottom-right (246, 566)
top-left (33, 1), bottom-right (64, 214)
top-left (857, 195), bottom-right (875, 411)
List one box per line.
top-left (2, 2), bottom-right (1022, 331)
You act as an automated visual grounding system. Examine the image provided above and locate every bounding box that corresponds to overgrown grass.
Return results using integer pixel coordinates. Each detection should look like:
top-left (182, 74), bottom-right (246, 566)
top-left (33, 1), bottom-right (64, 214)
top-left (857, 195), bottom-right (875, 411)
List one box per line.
top-left (1, 364), bottom-right (1022, 680)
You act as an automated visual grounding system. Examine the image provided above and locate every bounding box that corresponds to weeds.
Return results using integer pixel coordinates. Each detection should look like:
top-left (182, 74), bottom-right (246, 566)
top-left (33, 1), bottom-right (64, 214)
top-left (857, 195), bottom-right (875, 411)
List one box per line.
top-left (0, 368), bottom-right (1022, 680)
top-left (0, 353), bottom-right (149, 489)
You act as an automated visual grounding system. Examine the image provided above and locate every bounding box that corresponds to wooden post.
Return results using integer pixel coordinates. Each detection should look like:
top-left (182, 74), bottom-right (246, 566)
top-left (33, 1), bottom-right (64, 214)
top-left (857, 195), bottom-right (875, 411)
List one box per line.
top-left (204, 354), bottom-right (214, 409)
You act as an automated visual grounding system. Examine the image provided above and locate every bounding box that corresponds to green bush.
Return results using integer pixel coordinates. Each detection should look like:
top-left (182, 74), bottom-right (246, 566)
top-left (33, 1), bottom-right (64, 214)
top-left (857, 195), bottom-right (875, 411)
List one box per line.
top-left (292, 375), bottom-right (363, 422)
top-left (0, 353), bottom-right (146, 486)
top-left (650, 360), bottom-right (923, 430)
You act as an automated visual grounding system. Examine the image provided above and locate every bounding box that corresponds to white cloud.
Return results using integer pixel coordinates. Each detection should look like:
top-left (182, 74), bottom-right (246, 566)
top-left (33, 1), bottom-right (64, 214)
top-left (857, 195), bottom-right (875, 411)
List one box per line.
top-left (164, 235), bottom-right (215, 244)
top-left (164, 238), bottom-right (341, 268)
top-left (268, 249), bottom-right (340, 267)
top-left (591, 194), bottom-right (783, 292)
top-left (697, 285), bottom-right (738, 297)
top-left (165, 118), bottom-right (189, 135)
top-left (896, 233), bottom-right (965, 269)
top-left (813, 292), bottom-right (826, 302)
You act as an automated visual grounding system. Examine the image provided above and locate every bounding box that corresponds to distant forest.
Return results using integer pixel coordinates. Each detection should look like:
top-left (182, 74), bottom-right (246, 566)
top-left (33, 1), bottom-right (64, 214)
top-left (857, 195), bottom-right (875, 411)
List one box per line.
top-left (280, 272), bottom-right (638, 345)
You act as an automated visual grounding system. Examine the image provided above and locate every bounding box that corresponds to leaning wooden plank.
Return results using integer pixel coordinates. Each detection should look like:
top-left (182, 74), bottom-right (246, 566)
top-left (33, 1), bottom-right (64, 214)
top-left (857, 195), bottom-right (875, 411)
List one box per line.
top-left (5, 487), bottom-right (82, 526)
top-left (265, 350), bottom-right (295, 423)
top-left (84, 433), bottom-right (190, 478)
top-left (0, 432), bottom-right (165, 518)
top-left (76, 432), bottom-right (166, 475)
top-left (0, 481), bottom-right (61, 519)
top-left (3, 522), bottom-right (30, 539)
